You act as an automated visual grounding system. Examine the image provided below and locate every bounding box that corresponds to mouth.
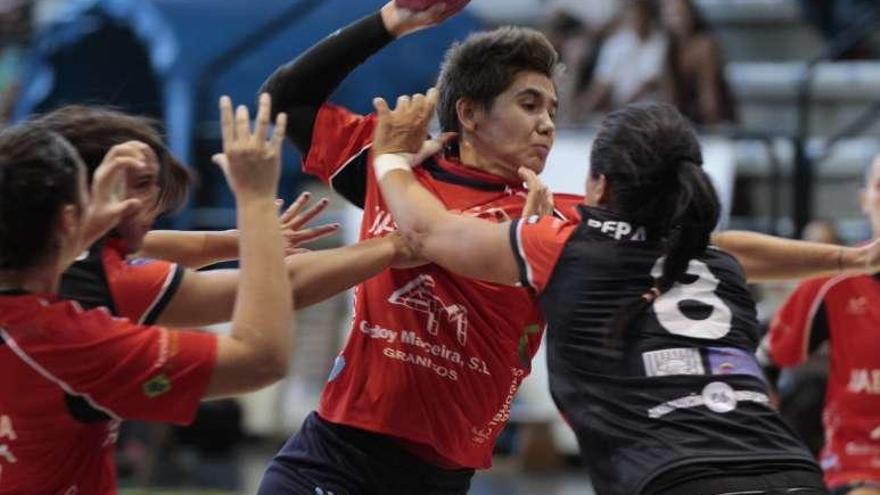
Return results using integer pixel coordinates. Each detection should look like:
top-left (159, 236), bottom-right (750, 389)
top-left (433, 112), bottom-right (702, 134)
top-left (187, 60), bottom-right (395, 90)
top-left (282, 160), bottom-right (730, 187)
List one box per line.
top-left (532, 144), bottom-right (551, 158)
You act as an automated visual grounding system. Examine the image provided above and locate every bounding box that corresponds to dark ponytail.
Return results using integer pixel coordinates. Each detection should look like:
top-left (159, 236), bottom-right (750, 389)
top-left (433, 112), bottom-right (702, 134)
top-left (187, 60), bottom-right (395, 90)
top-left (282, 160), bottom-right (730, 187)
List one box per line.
top-left (587, 103), bottom-right (720, 344)
top-left (0, 123), bottom-right (84, 270)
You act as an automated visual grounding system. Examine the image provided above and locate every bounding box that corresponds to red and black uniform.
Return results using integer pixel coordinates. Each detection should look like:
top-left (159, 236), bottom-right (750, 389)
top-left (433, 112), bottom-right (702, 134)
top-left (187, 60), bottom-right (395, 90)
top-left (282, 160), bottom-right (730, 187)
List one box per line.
top-left (59, 237), bottom-right (183, 324)
top-left (0, 290), bottom-right (216, 494)
top-left (765, 274), bottom-right (880, 493)
top-left (509, 207), bottom-right (822, 495)
top-left (258, 11), bottom-right (581, 495)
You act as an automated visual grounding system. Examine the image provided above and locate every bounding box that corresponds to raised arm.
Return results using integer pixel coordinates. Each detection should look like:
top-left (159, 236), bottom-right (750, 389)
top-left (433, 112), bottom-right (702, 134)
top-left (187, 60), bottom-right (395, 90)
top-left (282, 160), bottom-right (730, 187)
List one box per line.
top-left (371, 89), bottom-right (520, 285)
top-left (203, 94), bottom-right (293, 398)
top-left (711, 230), bottom-right (880, 282)
top-left (260, 2), bottom-right (455, 154)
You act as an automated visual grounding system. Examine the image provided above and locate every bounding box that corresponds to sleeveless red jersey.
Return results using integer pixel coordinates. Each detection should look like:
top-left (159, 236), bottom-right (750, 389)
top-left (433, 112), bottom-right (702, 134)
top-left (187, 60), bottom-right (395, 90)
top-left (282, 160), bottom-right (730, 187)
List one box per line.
top-left (767, 274), bottom-right (880, 489)
top-left (305, 103), bottom-right (582, 468)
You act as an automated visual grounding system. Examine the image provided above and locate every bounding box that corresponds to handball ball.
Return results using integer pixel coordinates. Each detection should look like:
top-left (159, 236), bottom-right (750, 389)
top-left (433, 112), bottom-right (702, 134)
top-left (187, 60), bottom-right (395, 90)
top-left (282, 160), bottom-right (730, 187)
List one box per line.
top-left (395, 0), bottom-right (471, 14)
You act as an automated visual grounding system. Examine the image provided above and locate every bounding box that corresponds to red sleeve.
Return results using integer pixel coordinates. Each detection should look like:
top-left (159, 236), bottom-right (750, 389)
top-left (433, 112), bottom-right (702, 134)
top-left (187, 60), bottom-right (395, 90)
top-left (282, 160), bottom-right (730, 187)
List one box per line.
top-left (7, 304), bottom-right (217, 425)
top-left (106, 255), bottom-right (183, 325)
top-left (552, 193), bottom-right (585, 222)
top-left (767, 277), bottom-right (834, 367)
top-left (303, 104), bottom-right (376, 207)
top-left (509, 215), bottom-right (578, 293)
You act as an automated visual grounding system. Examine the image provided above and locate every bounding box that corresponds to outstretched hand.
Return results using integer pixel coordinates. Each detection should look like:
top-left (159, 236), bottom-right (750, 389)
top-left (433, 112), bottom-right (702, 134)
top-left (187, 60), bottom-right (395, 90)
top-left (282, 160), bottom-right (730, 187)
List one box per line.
top-left (276, 193), bottom-right (340, 254)
top-left (213, 93), bottom-right (286, 201)
top-left (83, 140), bottom-right (153, 245)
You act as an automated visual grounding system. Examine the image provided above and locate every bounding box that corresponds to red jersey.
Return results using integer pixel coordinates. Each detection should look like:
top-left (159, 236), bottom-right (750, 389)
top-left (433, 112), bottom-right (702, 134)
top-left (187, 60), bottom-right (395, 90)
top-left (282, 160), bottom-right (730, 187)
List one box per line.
top-left (0, 292), bottom-right (216, 495)
top-left (767, 274), bottom-right (880, 488)
top-left (305, 104), bottom-right (582, 469)
top-left (60, 237), bottom-right (183, 324)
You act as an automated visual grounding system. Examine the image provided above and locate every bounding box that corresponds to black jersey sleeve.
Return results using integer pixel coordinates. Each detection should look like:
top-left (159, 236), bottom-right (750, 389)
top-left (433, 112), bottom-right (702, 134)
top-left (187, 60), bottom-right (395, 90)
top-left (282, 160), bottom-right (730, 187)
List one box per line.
top-left (259, 12), bottom-right (394, 155)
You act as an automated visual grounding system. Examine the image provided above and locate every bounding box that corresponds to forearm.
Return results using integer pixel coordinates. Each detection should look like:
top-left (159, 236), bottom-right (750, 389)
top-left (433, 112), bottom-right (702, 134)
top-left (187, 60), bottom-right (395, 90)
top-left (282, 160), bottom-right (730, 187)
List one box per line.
top-left (287, 236), bottom-right (397, 308)
top-left (139, 230), bottom-right (240, 269)
top-left (712, 230), bottom-right (867, 281)
top-left (232, 199), bottom-right (293, 368)
top-left (380, 167), bottom-right (517, 284)
top-left (259, 12), bottom-right (394, 153)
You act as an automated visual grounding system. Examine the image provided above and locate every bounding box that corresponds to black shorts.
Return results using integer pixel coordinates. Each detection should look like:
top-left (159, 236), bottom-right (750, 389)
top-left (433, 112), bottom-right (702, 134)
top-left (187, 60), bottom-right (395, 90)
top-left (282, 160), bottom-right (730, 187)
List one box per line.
top-left (645, 461), bottom-right (828, 495)
top-left (257, 411), bottom-right (474, 495)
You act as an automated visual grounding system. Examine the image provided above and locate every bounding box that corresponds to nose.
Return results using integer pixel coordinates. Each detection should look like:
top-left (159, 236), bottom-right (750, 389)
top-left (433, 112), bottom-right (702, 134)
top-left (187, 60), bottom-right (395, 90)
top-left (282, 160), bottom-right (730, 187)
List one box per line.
top-left (537, 111), bottom-right (555, 137)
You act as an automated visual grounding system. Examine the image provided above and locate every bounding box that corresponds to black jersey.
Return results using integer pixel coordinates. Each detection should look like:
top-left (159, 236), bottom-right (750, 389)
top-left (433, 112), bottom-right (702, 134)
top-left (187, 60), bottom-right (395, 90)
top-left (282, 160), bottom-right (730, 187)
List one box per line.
top-left (509, 205), bottom-right (818, 495)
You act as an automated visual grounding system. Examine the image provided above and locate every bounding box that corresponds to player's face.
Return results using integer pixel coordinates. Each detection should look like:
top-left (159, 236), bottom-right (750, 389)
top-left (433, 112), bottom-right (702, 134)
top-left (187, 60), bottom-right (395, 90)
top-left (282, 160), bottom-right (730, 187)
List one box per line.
top-left (861, 155), bottom-right (880, 237)
top-left (115, 163), bottom-right (162, 253)
top-left (468, 71), bottom-right (557, 177)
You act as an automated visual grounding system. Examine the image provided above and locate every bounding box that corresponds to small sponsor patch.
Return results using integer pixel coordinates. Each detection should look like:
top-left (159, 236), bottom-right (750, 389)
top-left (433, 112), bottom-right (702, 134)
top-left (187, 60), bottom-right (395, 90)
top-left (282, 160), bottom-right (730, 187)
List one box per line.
top-left (142, 374), bottom-right (171, 398)
top-left (702, 381), bottom-right (737, 413)
top-left (126, 258), bottom-right (155, 266)
top-left (706, 347), bottom-right (765, 381)
top-left (642, 348), bottom-right (704, 377)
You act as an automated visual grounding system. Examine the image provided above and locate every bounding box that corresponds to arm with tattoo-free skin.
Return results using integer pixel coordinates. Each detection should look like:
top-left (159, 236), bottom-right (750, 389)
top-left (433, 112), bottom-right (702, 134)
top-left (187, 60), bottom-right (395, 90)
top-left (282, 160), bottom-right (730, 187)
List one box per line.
top-left (138, 193), bottom-right (339, 269)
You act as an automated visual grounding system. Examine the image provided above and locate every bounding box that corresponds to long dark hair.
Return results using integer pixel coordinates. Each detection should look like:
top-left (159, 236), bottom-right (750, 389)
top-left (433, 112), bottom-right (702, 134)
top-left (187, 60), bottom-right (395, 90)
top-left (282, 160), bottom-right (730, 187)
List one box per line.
top-left (30, 106), bottom-right (192, 214)
top-left (589, 103), bottom-right (720, 341)
top-left (0, 123), bottom-right (84, 270)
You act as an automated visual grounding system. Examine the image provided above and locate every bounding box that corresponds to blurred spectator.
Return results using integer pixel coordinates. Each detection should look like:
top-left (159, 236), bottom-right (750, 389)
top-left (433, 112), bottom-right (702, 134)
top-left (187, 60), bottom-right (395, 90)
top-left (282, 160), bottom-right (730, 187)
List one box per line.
top-left (541, 0), bottom-right (622, 124)
top-left (575, 0), bottom-right (667, 119)
top-left (661, 0), bottom-right (737, 127)
top-left (799, 0), bottom-right (876, 59)
top-left (0, 0), bottom-right (33, 125)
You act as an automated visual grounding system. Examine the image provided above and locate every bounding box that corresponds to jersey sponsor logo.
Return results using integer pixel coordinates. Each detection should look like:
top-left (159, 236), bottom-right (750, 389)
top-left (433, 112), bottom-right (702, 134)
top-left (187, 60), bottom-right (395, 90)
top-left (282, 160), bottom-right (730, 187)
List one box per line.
top-left (706, 347), bottom-right (765, 381)
top-left (642, 348), bottom-right (704, 377)
top-left (647, 381), bottom-right (770, 418)
top-left (388, 275), bottom-right (469, 346)
top-left (472, 368), bottom-right (526, 445)
top-left (848, 369), bottom-right (880, 394)
top-left (142, 373), bottom-right (172, 398)
top-left (382, 347), bottom-right (459, 380)
top-left (586, 218), bottom-right (647, 241)
top-left (367, 208), bottom-right (397, 236)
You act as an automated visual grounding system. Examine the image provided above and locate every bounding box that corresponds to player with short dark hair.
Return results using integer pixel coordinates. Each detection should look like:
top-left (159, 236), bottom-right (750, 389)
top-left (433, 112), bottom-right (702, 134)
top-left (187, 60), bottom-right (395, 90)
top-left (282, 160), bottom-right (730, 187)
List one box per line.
top-left (0, 95), bottom-right (293, 494)
top-left (257, 3), bottom-right (576, 493)
top-left (371, 91), bottom-right (880, 494)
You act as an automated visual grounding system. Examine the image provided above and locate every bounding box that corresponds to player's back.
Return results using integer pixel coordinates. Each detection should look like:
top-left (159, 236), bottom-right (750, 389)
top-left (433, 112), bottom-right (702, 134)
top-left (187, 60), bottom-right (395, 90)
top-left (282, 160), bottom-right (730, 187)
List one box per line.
top-left (0, 293), bottom-right (117, 495)
top-left (536, 206), bottom-right (817, 495)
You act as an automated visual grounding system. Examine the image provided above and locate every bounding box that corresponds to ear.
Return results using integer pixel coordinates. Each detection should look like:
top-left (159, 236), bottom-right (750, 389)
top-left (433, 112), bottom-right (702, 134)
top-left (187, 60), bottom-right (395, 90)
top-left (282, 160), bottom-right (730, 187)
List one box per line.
top-left (588, 173), bottom-right (610, 205)
top-left (57, 204), bottom-right (82, 239)
top-left (455, 97), bottom-right (480, 133)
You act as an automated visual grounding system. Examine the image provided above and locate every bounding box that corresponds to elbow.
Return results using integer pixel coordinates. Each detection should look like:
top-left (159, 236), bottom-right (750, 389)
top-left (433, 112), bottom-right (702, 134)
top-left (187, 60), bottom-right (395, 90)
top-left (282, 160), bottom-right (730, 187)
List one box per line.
top-left (253, 348), bottom-right (290, 388)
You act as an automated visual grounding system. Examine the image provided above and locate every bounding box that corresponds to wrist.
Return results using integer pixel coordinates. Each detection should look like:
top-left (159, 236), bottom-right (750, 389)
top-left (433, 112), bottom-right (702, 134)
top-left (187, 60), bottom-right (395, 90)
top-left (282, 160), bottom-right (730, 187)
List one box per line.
top-left (380, 3), bottom-right (406, 38)
top-left (839, 247), bottom-right (865, 272)
top-left (374, 152), bottom-right (414, 181)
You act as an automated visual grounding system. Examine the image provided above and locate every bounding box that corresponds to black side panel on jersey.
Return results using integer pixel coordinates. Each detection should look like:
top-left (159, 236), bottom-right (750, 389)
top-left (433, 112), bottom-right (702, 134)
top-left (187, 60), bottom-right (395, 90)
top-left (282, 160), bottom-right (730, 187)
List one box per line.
top-left (538, 206), bottom-right (816, 495)
top-left (57, 241), bottom-right (116, 423)
top-left (140, 265), bottom-right (185, 325)
top-left (59, 240), bottom-right (116, 313)
top-left (330, 148), bottom-right (369, 208)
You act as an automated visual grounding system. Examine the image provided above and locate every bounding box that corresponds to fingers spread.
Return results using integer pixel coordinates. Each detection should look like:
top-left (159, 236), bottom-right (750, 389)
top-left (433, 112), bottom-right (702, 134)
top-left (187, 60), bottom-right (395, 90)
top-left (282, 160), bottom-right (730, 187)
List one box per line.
top-left (219, 96), bottom-right (235, 144)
